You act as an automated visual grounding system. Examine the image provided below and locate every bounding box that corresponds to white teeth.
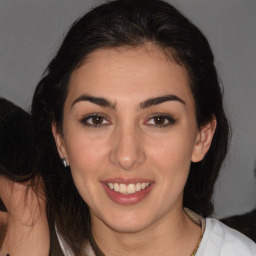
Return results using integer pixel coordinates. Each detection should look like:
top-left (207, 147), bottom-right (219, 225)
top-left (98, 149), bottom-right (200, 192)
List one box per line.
top-left (114, 183), bottom-right (119, 192)
top-left (135, 183), bottom-right (142, 191)
top-left (107, 182), bottom-right (151, 195)
top-left (127, 184), bottom-right (135, 194)
top-left (119, 184), bottom-right (127, 194)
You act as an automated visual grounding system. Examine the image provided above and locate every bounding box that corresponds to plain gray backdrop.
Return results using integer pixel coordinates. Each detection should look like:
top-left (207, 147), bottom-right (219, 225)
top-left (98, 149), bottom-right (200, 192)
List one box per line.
top-left (0, 0), bottom-right (255, 218)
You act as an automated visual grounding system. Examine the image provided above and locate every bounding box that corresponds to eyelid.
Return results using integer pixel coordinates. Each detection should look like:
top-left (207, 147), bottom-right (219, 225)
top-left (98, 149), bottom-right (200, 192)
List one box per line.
top-left (144, 113), bottom-right (176, 127)
top-left (80, 113), bottom-right (111, 127)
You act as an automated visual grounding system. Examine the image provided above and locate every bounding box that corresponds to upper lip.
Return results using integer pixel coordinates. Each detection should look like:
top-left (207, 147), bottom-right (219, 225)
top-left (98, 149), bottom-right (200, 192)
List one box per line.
top-left (101, 178), bottom-right (154, 184)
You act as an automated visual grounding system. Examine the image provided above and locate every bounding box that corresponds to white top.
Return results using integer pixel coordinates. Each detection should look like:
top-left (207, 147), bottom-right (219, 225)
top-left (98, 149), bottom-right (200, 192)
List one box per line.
top-left (57, 218), bottom-right (256, 256)
top-left (196, 218), bottom-right (256, 256)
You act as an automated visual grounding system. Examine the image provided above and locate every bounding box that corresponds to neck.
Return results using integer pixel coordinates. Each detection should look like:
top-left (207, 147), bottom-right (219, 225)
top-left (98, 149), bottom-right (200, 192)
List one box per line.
top-left (91, 207), bottom-right (201, 256)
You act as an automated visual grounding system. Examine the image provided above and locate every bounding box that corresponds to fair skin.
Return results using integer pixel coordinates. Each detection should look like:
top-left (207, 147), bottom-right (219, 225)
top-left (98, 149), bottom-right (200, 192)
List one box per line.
top-left (0, 176), bottom-right (50, 256)
top-left (53, 44), bottom-right (216, 256)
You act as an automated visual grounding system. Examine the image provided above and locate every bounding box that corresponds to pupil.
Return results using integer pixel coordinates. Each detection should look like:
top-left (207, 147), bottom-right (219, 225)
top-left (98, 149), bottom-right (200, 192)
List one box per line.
top-left (154, 116), bottom-right (165, 125)
top-left (92, 116), bottom-right (103, 124)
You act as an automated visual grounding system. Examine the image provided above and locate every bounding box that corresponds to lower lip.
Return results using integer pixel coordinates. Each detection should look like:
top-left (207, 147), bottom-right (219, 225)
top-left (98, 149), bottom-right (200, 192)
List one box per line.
top-left (102, 183), bottom-right (154, 205)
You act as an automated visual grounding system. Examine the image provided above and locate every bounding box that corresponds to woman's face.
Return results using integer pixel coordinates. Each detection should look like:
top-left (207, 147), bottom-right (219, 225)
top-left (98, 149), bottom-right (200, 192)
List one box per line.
top-left (53, 45), bottom-right (214, 234)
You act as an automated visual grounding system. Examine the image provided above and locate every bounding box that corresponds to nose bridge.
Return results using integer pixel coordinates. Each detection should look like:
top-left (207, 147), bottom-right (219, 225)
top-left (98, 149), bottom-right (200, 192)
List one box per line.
top-left (109, 121), bottom-right (145, 170)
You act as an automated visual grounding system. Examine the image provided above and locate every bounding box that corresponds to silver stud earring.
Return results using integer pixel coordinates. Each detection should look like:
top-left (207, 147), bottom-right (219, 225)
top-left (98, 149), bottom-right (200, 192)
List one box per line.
top-left (62, 158), bottom-right (69, 168)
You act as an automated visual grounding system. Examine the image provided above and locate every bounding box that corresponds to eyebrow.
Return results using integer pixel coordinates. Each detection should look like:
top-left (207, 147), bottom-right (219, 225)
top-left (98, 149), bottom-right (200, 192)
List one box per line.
top-left (139, 95), bottom-right (185, 110)
top-left (71, 95), bottom-right (116, 109)
top-left (71, 94), bottom-right (185, 110)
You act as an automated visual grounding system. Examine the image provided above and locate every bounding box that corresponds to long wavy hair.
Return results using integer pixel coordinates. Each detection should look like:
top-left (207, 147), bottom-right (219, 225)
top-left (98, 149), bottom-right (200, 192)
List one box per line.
top-left (31, 0), bottom-right (230, 255)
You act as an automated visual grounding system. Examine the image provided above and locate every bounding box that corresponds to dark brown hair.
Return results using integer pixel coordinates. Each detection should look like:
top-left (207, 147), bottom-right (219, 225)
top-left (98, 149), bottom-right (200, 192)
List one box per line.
top-left (31, 0), bottom-right (230, 255)
top-left (0, 98), bottom-right (41, 248)
top-left (0, 98), bottom-right (38, 182)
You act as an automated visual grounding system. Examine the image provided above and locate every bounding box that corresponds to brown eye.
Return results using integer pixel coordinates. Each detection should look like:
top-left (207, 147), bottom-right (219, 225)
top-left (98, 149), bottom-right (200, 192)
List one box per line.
top-left (91, 115), bottom-right (104, 125)
top-left (153, 116), bottom-right (166, 125)
top-left (146, 114), bottom-right (176, 127)
top-left (81, 114), bottom-right (110, 127)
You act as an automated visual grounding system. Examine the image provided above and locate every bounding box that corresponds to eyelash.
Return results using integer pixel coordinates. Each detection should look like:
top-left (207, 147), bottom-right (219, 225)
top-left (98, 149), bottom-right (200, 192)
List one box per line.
top-left (80, 113), bottom-right (111, 128)
top-left (145, 113), bottom-right (176, 128)
top-left (80, 113), bottom-right (176, 128)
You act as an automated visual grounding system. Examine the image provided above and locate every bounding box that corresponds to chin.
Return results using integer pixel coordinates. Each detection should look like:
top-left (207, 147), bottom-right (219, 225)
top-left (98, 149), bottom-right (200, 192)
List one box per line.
top-left (102, 210), bottom-right (153, 233)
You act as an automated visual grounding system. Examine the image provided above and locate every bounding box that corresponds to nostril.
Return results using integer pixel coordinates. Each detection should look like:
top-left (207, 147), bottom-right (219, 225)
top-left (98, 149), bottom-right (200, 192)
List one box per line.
top-left (109, 150), bottom-right (146, 171)
top-left (0, 198), bottom-right (7, 212)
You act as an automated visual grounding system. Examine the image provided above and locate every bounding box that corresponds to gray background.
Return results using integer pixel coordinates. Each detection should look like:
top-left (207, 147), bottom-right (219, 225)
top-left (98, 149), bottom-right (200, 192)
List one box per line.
top-left (0, 0), bottom-right (255, 218)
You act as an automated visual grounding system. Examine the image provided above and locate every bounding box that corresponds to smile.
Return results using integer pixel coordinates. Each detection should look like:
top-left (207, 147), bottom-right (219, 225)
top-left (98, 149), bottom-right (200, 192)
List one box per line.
top-left (107, 182), bottom-right (151, 195)
top-left (102, 178), bottom-right (154, 205)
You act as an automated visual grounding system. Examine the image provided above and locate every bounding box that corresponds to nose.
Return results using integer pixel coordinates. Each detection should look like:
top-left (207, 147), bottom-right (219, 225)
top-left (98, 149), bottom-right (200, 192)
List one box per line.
top-left (109, 125), bottom-right (146, 171)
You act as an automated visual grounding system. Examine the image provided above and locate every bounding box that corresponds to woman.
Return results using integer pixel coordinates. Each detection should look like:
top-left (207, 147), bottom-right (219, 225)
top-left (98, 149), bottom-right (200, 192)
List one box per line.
top-left (31, 0), bottom-right (256, 255)
top-left (0, 98), bottom-right (49, 256)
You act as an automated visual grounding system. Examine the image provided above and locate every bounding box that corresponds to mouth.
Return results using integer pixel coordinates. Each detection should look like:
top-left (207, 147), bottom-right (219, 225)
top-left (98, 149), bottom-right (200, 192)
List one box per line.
top-left (102, 179), bottom-right (154, 205)
top-left (106, 182), bottom-right (151, 195)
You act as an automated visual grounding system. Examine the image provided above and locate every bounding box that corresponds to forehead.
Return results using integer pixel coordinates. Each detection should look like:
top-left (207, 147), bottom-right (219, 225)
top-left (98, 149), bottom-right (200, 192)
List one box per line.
top-left (67, 45), bottom-right (194, 107)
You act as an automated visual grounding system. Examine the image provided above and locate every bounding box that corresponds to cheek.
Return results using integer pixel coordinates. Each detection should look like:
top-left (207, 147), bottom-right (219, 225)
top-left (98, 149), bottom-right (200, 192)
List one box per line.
top-left (64, 132), bottom-right (109, 188)
top-left (65, 127), bottom-right (106, 166)
top-left (148, 130), bottom-right (195, 186)
top-left (150, 131), bottom-right (194, 167)
top-left (64, 136), bottom-right (109, 206)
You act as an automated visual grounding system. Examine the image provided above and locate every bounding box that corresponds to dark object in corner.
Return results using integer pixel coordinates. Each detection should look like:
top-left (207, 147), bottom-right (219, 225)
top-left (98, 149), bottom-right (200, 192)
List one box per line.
top-left (221, 209), bottom-right (256, 242)
top-left (0, 198), bottom-right (7, 212)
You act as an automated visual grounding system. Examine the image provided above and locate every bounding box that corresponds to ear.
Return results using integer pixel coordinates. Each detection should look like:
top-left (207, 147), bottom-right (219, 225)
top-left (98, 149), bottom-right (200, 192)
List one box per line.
top-left (191, 118), bottom-right (217, 162)
top-left (52, 122), bottom-right (69, 164)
